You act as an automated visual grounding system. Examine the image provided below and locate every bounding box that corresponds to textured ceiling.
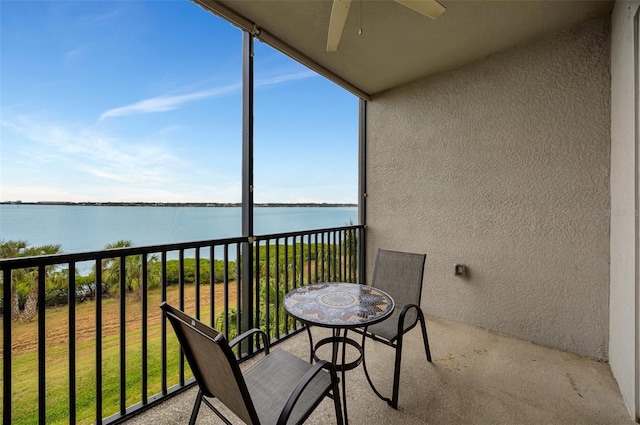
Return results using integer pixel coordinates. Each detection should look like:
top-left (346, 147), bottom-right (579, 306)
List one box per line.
top-left (196, 0), bottom-right (613, 97)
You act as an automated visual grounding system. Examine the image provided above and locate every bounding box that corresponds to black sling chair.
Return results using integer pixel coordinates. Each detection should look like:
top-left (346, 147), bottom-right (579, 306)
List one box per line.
top-left (358, 249), bottom-right (432, 409)
top-left (161, 302), bottom-right (343, 425)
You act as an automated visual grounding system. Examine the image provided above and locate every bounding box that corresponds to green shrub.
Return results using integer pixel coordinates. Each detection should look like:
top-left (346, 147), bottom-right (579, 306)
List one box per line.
top-left (161, 258), bottom-right (236, 286)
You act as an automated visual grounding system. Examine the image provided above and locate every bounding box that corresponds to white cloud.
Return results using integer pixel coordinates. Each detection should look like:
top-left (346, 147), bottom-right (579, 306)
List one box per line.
top-left (64, 47), bottom-right (84, 63)
top-left (255, 70), bottom-right (316, 87)
top-left (27, 119), bottom-right (175, 167)
top-left (99, 70), bottom-right (317, 120)
top-left (2, 115), bottom-right (188, 190)
top-left (99, 82), bottom-right (241, 120)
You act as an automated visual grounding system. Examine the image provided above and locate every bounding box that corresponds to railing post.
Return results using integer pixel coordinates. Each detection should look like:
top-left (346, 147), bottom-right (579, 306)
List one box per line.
top-left (241, 29), bottom-right (255, 354)
top-left (358, 98), bottom-right (367, 284)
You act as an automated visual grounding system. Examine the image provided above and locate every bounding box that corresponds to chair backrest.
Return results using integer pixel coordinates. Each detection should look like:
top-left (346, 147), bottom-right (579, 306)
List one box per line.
top-left (371, 249), bottom-right (426, 325)
top-left (160, 302), bottom-right (260, 424)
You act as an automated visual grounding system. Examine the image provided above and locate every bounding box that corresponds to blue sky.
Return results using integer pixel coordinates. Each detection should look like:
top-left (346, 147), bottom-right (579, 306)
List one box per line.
top-left (0, 1), bottom-right (359, 204)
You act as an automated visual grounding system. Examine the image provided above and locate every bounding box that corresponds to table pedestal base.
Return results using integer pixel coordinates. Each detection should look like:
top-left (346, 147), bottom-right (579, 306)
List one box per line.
top-left (306, 326), bottom-right (362, 425)
top-left (313, 335), bottom-right (362, 371)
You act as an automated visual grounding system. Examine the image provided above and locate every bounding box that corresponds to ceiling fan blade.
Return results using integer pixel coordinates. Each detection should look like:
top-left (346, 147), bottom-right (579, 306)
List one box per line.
top-left (326, 0), bottom-right (352, 52)
top-left (394, 0), bottom-right (445, 19)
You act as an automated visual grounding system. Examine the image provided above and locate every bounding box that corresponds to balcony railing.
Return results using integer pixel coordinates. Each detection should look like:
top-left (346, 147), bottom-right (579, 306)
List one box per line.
top-left (1, 224), bottom-right (364, 424)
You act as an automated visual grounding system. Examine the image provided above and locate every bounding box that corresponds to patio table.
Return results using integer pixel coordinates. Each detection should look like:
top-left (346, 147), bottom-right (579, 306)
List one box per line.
top-left (284, 282), bottom-right (394, 424)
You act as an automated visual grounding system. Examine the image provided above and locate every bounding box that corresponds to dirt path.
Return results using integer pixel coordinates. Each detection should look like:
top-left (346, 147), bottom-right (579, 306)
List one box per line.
top-left (0, 283), bottom-right (238, 357)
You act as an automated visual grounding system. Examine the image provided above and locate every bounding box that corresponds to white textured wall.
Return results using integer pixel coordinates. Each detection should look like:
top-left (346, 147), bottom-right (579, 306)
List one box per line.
top-left (366, 18), bottom-right (611, 359)
top-left (610, 0), bottom-right (639, 418)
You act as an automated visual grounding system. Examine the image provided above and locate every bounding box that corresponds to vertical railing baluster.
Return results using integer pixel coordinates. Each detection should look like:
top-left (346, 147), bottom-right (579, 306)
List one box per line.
top-left (161, 252), bottom-right (167, 395)
top-left (347, 229), bottom-right (355, 282)
top-left (307, 235), bottom-right (312, 285)
top-left (95, 261), bottom-right (103, 423)
top-left (275, 240), bottom-right (280, 339)
top-left (178, 250), bottom-right (185, 311)
top-left (337, 231), bottom-right (341, 281)
top-left (292, 238), bottom-right (297, 290)
top-left (235, 243), bottom-right (241, 347)
top-left (344, 230), bottom-right (348, 280)
top-left (352, 228), bottom-right (356, 282)
top-left (339, 231), bottom-right (342, 280)
top-left (314, 233), bottom-right (319, 283)
top-left (68, 262), bottom-right (77, 423)
top-left (354, 228), bottom-right (358, 282)
top-left (340, 230), bottom-right (344, 281)
top-left (346, 229), bottom-right (349, 281)
top-left (321, 232), bottom-right (326, 282)
top-left (284, 239), bottom-right (289, 294)
top-left (332, 231), bottom-right (337, 281)
top-left (38, 265), bottom-right (46, 424)
top-left (342, 230), bottom-right (346, 281)
top-left (119, 255), bottom-right (126, 416)
top-left (344, 230), bottom-right (353, 282)
top-left (344, 230), bottom-right (348, 282)
top-left (141, 254), bottom-right (148, 405)
top-left (178, 250), bottom-right (185, 386)
top-left (3, 268), bottom-right (12, 425)
top-left (339, 231), bottom-right (342, 281)
top-left (338, 231), bottom-right (341, 280)
top-left (330, 231), bottom-right (334, 281)
top-left (361, 226), bottom-right (364, 280)
top-left (284, 240), bottom-right (290, 332)
top-left (336, 231), bottom-right (339, 281)
top-left (223, 245), bottom-right (229, 339)
top-left (326, 232), bottom-right (331, 281)
top-left (195, 248), bottom-right (201, 320)
top-left (346, 230), bottom-right (350, 281)
top-left (299, 236), bottom-right (304, 287)
top-left (210, 245), bottom-right (215, 327)
top-left (265, 240), bottom-right (271, 344)
top-left (255, 241), bottom-right (261, 334)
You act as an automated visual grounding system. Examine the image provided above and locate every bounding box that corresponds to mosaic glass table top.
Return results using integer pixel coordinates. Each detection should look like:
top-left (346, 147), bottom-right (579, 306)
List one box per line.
top-left (284, 283), bottom-right (395, 328)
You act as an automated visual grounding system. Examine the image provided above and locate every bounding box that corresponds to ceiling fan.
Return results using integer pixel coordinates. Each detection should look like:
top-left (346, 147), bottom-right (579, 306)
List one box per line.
top-left (326, 0), bottom-right (446, 51)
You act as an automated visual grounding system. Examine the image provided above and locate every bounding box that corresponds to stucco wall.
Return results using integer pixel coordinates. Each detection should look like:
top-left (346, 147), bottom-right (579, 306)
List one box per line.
top-left (366, 17), bottom-right (611, 359)
top-left (609, 0), bottom-right (639, 418)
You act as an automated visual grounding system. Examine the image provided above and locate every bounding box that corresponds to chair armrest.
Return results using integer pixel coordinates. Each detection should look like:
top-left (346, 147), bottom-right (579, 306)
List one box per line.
top-left (397, 303), bottom-right (421, 335)
top-left (276, 361), bottom-right (338, 425)
top-left (229, 328), bottom-right (270, 354)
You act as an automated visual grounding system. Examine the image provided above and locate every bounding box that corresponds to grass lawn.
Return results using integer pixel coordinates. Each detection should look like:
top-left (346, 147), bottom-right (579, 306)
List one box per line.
top-left (0, 282), bottom-right (238, 425)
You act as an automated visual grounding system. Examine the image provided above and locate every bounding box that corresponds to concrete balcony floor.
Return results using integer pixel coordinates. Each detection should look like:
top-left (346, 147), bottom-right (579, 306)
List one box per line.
top-left (124, 316), bottom-right (633, 424)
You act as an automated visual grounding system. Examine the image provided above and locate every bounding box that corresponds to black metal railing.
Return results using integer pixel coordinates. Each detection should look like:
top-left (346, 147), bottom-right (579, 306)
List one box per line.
top-left (0, 224), bottom-right (363, 424)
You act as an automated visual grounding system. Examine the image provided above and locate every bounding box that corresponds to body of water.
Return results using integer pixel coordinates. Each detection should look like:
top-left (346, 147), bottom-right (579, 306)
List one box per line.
top-left (0, 204), bottom-right (358, 254)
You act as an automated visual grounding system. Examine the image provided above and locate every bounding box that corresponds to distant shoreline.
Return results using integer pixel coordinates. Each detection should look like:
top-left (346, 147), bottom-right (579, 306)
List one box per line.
top-left (1, 201), bottom-right (357, 208)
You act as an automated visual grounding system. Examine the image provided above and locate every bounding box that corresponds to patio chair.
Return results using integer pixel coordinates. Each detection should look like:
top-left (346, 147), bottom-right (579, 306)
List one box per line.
top-left (359, 249), bottom-right (432, 409)
top-left (160, 302), bottom-right (343, 425)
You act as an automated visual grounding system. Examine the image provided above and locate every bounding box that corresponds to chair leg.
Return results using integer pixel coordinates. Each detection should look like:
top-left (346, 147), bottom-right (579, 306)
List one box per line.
top-left (416, 309), bottom-right (432, 362)
top-left (390, 333), bottom-right (404, 410)
top-left (361, 331), bottom-right (393, 405)
top-left (331, 374), bottom-right (345, 425)
top-left (390, 311), bottom-right (431, 409)
top-left (189, 390), bottom-right (204, 425)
